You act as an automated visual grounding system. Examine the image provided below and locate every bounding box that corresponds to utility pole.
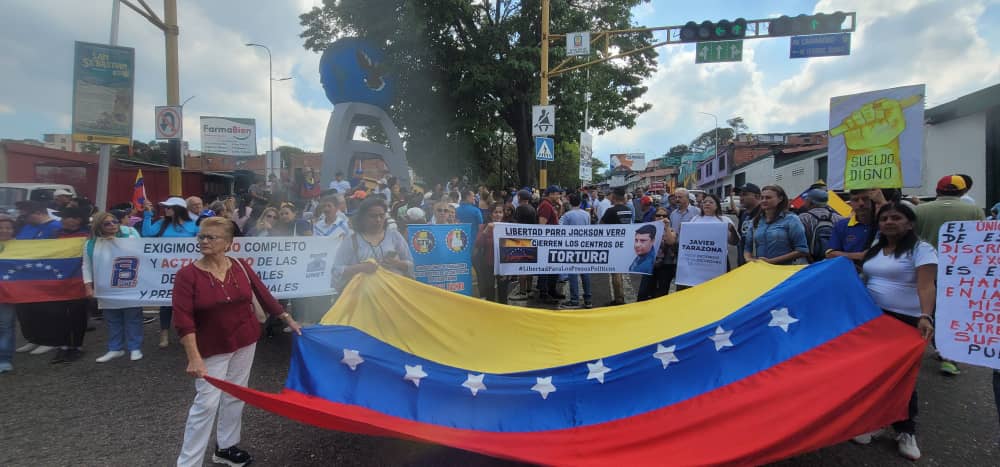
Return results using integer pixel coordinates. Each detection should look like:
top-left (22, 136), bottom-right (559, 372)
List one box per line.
top-left (119, 0), bottom-right (182, 195)
top-left (538, 0), bottom-right (551, 189)
top-left (537, 9), bottom-right (855, 189)
top-left (95, 0), bottom-right (121, 211)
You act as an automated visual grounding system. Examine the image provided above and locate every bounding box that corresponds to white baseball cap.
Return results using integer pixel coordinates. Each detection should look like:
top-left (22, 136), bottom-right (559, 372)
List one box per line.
top-left (404, 207), bottom-right (426, 223)
top-left (159, 197), bottom-right (187, 208)
top-left (53, 189), bottom-right (74, 197)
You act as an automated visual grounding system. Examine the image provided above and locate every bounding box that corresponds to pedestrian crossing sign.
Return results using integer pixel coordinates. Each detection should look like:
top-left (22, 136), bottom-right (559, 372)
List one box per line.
top-left (535, 137), bottom-right (554, 161)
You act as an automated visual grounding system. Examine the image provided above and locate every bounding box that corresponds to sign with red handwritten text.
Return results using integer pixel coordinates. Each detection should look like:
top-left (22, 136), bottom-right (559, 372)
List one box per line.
top-left (935, 221), bottom-right (1000, 369)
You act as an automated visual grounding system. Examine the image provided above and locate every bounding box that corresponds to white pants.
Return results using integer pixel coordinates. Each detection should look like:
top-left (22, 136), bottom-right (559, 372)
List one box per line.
top-left (177, 343), bottom-right (256, 467)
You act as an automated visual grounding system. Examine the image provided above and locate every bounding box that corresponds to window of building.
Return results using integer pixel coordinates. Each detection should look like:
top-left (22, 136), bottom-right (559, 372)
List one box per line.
top-left (816, 156), bottom-right (828, 184)
top-left (734, 172), bottom-right (746, 188)
top-left (718, 156), bottom-right (726, 171)
top-left (706, 163), bottom-right (713, 176)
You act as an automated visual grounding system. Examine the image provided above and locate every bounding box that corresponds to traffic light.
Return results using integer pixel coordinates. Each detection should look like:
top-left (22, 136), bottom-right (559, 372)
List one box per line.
top-left (769, 12), bottom-right (846, 37)
top-left (679, 18), bottom-right (747, 42)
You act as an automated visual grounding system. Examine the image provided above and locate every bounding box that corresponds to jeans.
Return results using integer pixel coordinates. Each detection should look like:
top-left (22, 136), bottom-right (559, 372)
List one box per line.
top-left (885, 310), bottom-right (920, 435)
top-left (567, 274), bottom-right (591, 303)
top-left (160, 306), bottom-right (173, 331)
top-left (104, 307), bottom-right (144, 351)
top-left (0, 304), bottom-right (15, 365)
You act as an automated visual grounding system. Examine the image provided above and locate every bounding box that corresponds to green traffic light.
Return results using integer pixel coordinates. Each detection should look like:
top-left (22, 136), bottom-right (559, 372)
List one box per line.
top-left (732, 24), bottom-right (743, 35)
top-left (810, 19), bottom-right (819, 31)
top-left (715, 25), bottom-right (726, 36)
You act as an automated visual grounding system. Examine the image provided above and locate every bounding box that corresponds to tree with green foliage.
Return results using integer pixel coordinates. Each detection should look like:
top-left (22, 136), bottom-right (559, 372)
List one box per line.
top-left (299, 0), bottom-right (657, 187)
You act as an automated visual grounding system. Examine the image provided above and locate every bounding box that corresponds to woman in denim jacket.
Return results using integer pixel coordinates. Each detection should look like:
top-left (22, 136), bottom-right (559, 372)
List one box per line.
top-left (743, 185), bottom-right (808, 265)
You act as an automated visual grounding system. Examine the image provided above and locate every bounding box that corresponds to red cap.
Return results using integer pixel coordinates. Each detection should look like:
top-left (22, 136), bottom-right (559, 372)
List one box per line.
top-left (641, 195), bottom-right (652, 206)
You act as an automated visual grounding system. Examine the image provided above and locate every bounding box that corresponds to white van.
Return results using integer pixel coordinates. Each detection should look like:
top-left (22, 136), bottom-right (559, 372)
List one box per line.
top-left (0, 183), bottom-right (77, 215)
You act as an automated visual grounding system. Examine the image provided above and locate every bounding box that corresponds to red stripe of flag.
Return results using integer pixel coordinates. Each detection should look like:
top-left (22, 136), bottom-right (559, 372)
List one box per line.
top-left (0, 279), bottom-right (87, 304)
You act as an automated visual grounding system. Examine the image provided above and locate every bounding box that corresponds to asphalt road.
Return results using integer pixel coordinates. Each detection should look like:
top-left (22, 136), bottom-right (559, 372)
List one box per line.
top-left (2, 276), bottom-right (998, 466)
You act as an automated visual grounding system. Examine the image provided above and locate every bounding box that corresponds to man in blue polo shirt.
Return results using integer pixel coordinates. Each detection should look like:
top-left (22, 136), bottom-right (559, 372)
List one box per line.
top-left (455, 190), bottom-right (483, 233)
top-left (825, 190), bottom-right (877, 262)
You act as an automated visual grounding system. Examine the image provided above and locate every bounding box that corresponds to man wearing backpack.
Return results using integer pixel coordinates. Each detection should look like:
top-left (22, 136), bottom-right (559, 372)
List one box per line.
top-left (797, 189), bottom-right (844, 263)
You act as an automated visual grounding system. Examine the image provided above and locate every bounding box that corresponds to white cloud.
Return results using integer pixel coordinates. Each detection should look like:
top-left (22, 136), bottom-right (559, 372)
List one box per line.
top-left (595, 0), bottom-right (1000, 159)
top-left (0, 104), bottom-right (12, 115)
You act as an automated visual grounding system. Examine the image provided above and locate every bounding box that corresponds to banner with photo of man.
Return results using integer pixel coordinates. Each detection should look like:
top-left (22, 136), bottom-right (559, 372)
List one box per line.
top-left (408, 224), bottom-right (474, 296)
top-left (492, 222), bottom-right (664, 275)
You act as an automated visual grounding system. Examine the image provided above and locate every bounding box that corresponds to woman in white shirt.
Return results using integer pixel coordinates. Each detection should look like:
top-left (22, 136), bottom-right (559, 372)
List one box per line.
top-left (83, 212), bottom-right (144, 363)
top-left (689, 194), bottom-right (739, 245)
top-left (855, 201), bottom-right (935, 461)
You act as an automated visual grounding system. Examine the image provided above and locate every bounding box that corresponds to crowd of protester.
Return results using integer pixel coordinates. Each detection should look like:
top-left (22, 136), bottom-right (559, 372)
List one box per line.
top-left (0, 168), bottom-right (998, 463)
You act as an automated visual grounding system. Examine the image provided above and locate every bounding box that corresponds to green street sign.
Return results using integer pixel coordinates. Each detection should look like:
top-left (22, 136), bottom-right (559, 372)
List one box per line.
top-left (695, 40), bottom-right (743, 64)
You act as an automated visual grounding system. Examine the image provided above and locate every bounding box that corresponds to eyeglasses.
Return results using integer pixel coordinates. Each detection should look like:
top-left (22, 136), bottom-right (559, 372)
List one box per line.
top-left (196, 234), bottom-right (224, 242)
top-left (102, 220), bottom-right (120, 226)
top-left (264, 214), bottom-right (277, 219)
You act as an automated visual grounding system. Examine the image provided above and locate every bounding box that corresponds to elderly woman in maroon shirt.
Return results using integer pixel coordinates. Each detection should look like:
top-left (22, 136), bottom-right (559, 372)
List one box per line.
top-left (173, 217), bottom-right (301, 467)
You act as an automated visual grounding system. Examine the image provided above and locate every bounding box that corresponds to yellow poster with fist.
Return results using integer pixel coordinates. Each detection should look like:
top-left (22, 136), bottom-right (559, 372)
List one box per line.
top-left (828, 84), bottom-right (925, 190)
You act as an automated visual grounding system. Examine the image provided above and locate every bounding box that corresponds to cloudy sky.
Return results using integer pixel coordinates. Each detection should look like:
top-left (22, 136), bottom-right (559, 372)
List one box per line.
top-left (1, 0), bottom-right (998, 168)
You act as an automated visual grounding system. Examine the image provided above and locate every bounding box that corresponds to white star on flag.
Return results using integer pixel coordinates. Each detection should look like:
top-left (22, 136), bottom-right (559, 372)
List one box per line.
top-left (586, 359), bottom-right (611, 384)
top-left (340, 349), bottom-right (364, 371)
top-left (2, 275), bottom-right (8, 280)
top-left (653, 344), bottom-right (679, 369)
top-left (403, 364), bottom-right (428, 387)
top-left (531, 376), bottom-right (556, 399)
top-left (769, 308), bottom-right (799, 332)
top-left (34, 263), bottom-right (43, 268)
top-left (25, 264), bottom-right (33, 269)
top-left (709, 325), bottom-right (734, 351)
top-left (462, 373), bottom-right (487, 396)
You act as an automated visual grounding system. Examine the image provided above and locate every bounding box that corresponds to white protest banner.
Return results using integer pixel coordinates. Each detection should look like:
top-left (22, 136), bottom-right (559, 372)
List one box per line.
top-left (675, 222), bottom-right (728, 287)
top-left (935, 221), bottom-right (1000, 369)
top-left (492, 222), bottom-right (663, 275)
top-left (92, 237), bottom-right (339, 307)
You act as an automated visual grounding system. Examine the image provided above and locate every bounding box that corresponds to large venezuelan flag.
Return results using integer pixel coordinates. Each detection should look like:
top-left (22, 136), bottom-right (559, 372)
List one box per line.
top-left (210, 257), bottom-right (926, 466)
top-left (0, 238), bottom-right (88, 303)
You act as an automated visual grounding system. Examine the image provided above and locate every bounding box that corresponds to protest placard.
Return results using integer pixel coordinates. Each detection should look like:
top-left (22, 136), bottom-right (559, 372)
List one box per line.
top-left (492, 222), bottom-right (663, 275)
top-left (935, 220), bottom-right (1000, 369)
top-left (408, 224), bottom-right (474, 295)
top-left (675, 222), bottom-right (729, 287)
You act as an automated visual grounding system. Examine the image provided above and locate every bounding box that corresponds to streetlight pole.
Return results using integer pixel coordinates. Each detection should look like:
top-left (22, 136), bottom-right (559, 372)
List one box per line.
top-left (246, 43), bottom-right (293, 181)
top-left (245, 43), bottom-right (273, 180)
top-left (698, 111), bottom-right (719, 194)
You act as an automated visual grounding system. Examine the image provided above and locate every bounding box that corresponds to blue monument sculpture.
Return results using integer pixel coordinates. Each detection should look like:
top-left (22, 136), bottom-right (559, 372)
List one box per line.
top-left (319, 38), bottom-right (410, 189)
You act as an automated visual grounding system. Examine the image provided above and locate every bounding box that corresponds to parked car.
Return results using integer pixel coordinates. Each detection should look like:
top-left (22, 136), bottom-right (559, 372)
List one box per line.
top-left (0, 183), bottom-right (76, 215)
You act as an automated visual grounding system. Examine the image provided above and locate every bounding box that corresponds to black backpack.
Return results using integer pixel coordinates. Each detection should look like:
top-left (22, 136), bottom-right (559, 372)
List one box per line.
top-left (804, 209), bottom-right (835, 263)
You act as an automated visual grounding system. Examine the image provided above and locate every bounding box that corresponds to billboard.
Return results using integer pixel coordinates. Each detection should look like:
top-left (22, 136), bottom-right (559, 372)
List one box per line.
top-left (828, 84), bottom-right (924, 190)
top-left (200, 116), bottom-right (258, 157)
top-left (71, 41), bottom-right (135, 145)
top-left (610, 153), bottom-right (646, 171)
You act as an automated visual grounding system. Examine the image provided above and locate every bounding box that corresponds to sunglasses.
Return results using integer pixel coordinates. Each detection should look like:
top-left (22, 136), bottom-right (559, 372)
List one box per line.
top-left (102, 220), bottom-right (120, 226)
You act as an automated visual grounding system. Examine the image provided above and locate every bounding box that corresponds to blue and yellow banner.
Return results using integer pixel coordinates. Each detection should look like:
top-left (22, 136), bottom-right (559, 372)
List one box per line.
top-left (407, 224), bottom-right (473, 296)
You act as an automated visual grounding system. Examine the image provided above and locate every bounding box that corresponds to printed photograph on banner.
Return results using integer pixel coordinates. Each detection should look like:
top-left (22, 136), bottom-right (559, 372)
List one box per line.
top-left (935, 220), bottom-right (1000, 370)
top-left (828, 84), bottom-right (925, 190)
top-left (492, 222), bottom-right (663, 275)
top-left (408, 224), bottom-right (473, 295)
top-left (91, 237), bottom-right (335, 307)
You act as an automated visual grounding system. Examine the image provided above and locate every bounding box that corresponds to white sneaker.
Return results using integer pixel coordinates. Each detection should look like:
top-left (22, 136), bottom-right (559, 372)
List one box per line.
top-left (95, 350), bottom-right (125, 363)
top-left (130, 350), bottom-right (143, 361)
top-left (29, 345), bottom-right (56, 355)
top-left (896, 433), bottom-right (920, 460)
top-left (851, 428), bottom-right (887, 445)
top-left (16, 343), bottom-right (38, 353)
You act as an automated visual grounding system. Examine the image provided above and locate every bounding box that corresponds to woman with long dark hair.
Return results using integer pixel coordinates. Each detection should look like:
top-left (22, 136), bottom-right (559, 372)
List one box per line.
top-left (142, 197), bottom-right (198, 348)
top-left (331, 198), bottom-right (413, 290)
top-left (852, 202), bottom-right (935, 461)
top-left (743, 185), bottom-right (808, 265)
